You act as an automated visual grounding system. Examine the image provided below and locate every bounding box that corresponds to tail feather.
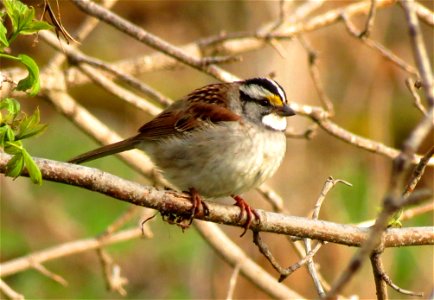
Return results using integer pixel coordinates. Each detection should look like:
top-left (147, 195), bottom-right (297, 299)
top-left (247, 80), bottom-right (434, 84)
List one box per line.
top-left (68, 137), bottom-right (138, 164)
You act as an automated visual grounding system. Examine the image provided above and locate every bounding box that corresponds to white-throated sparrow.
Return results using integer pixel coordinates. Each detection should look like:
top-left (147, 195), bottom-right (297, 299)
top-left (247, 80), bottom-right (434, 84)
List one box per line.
top-left (69, 78), bottom-right (295, 235)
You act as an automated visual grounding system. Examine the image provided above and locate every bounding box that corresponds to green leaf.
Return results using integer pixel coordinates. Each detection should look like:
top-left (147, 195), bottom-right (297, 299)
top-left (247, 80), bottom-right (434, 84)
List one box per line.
top-left (3, 0), bottom-right (34, 37)
top-left (22, 149), bottom-right (42, 184)
top-left (16, 108), bottom-right (47, 140)
top-left (5, 151), bottom-right (24, 178)
top-left (15, 54), bottom-right (40, 96)
top-left (0, 126), bottom-right (10, 146)
top-left (20, 20), bottom-right (53, 35)
top-left (0, 18), bottom-right (9, 48)
top-left (4, 140), bottom-right (22, 155)
top-left (3, 0), bottom-right (52, 42)
top-left (0, 98), bottom-right (21, 117)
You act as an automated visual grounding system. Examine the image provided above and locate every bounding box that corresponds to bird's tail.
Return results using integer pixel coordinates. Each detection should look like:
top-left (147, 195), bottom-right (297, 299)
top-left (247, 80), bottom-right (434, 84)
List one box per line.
top-left (68, 137), bottom-right (138, 164)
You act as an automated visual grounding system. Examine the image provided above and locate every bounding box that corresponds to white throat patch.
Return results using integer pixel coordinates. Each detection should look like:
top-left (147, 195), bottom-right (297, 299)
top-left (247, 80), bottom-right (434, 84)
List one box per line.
top-left (262, 114), bottom-right (287, 131)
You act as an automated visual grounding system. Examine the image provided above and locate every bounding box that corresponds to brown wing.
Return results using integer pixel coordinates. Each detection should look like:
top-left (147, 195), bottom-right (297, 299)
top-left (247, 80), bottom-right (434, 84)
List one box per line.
top-left (135, 83), bottom-right (241, 140)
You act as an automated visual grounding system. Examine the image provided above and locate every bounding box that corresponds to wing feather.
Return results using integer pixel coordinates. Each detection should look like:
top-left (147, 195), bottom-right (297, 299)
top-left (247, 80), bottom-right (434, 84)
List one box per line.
top-left (136, 83), bottom-right (240, 140)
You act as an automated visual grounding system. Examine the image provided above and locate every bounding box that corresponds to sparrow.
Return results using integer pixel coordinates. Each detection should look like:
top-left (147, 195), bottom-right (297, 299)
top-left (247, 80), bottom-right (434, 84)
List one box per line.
top-left (69, 78), bottom-right (295, 236)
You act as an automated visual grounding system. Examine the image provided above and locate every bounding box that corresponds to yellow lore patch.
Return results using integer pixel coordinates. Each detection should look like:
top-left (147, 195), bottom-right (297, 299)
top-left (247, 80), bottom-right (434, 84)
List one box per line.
top-left (267, 94), bottom-right (284, 107)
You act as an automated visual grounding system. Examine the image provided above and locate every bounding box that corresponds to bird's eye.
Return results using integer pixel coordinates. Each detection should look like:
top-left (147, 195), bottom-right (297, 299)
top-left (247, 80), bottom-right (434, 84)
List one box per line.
top-left (259, 99), bottom-right (270, 106)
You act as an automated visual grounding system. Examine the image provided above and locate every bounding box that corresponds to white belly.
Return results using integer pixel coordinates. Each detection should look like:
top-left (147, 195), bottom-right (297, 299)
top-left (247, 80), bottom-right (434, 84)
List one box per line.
top-left (140, 122), bottom-right (286, 198)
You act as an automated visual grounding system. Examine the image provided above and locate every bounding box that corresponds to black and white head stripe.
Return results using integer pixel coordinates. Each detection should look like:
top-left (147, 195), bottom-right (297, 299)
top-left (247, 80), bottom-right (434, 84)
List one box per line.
top-left (239, 78), bottom-right (287, 106)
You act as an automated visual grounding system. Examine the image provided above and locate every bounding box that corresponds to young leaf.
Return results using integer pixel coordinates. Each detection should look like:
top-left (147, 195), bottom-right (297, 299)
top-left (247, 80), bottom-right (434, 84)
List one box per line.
top-left (17, 108), bottom-right (47, 140)
top-left (5, 151), bottom-right (24, 178)
top-left (3, 0), bottom-right (52, 41)
top-left (22, 149), bottom-right (42, 184)
top-left (15, 54), bottom-right (40, 96)
top-left (0, 98), bottom-right (21, 117)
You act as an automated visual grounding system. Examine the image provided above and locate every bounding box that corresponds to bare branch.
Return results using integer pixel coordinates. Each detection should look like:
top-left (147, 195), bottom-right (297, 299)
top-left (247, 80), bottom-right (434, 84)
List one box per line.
top-left (1, 153), bottom-right (432, 249)
top-left (0, 227), bottom-right (148, 278)
top-left (370, 253), bottom-right (388, 300)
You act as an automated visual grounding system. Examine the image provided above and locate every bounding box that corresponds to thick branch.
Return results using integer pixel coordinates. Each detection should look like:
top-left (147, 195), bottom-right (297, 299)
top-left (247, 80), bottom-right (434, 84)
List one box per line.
top-left (1, 153), bottom-right (432, 248)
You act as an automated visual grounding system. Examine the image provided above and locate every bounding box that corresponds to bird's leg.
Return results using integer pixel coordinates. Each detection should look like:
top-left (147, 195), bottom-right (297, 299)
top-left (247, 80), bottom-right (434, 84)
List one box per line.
top-left (188, 187), bottom-right (210, 225)
top-left (232, 195), bottom-right (261, 237)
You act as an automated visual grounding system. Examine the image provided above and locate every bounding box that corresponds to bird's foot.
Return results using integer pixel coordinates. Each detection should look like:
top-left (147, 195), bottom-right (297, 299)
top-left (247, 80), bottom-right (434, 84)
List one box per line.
top-left (232, 195), bottom-right (261, 237)
top-left (188, 187), bottom-right (210, 225)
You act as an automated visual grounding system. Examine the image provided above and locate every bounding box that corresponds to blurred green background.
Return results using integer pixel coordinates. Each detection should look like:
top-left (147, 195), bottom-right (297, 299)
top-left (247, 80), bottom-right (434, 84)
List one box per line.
top-left (1, 1), bottom-right (433, 299)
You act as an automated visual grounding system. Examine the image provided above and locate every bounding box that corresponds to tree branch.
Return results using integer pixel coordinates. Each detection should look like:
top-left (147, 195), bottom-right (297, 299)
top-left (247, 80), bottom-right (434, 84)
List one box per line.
top-left (1, 153), bottom-right (432, 249)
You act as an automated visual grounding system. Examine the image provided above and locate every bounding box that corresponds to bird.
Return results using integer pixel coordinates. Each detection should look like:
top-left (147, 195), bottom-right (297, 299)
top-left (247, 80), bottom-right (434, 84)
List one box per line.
top-left (69, 77), bottom-right (295, 236)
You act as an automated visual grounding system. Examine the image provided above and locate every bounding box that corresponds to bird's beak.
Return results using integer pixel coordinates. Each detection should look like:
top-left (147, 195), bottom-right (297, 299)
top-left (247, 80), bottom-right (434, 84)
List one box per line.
top-left (276, 104), bottom-right (296, 117)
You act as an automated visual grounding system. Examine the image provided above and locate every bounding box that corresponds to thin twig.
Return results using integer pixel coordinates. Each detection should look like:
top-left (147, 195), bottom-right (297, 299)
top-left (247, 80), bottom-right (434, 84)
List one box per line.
top-left (359, 0), bottom-right (377, 38)
top-left (99, 206), bottom-right (140, 237)
top-left (77, 64), bottom-right (162, 116)
top-left (96, 249), bottom-right (128, 296)
top-left (252, 231), bottom-right (322, 282)
top-left (225, 264), bottom-right (241, 300)
top-left (32, 262), bottom-right (68, 287)
top-left (256, 184), bottom-right (287, 213)
top-left (71, 0), bottom-right (237, 82)
top-left (0, 279), bottom-right (25, 300)
top-left (400, 0), bottom-right (434, 107)
top-left (304, 177), bottom-right (352, 297)
top-left (405, 77), bottom-right (428, 116)
top-left (290, 102), bottom-right (434, 166)
top-left (400, 202), bottom-right (434, 221)
top-left (371, 252), bottom-right (424, 297)
top-left (298, 37), bottom-right (334, 114)
top-left (403, 146), bottom-right (434, 198)
top-left (46, 0), bottom-right (118, 68)
top-left (285, 123), bottom-right (318, 140)
top-left (311, 177), bottom-right (353, 220)
top-left (341, 12), bottom-right (419, 76)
